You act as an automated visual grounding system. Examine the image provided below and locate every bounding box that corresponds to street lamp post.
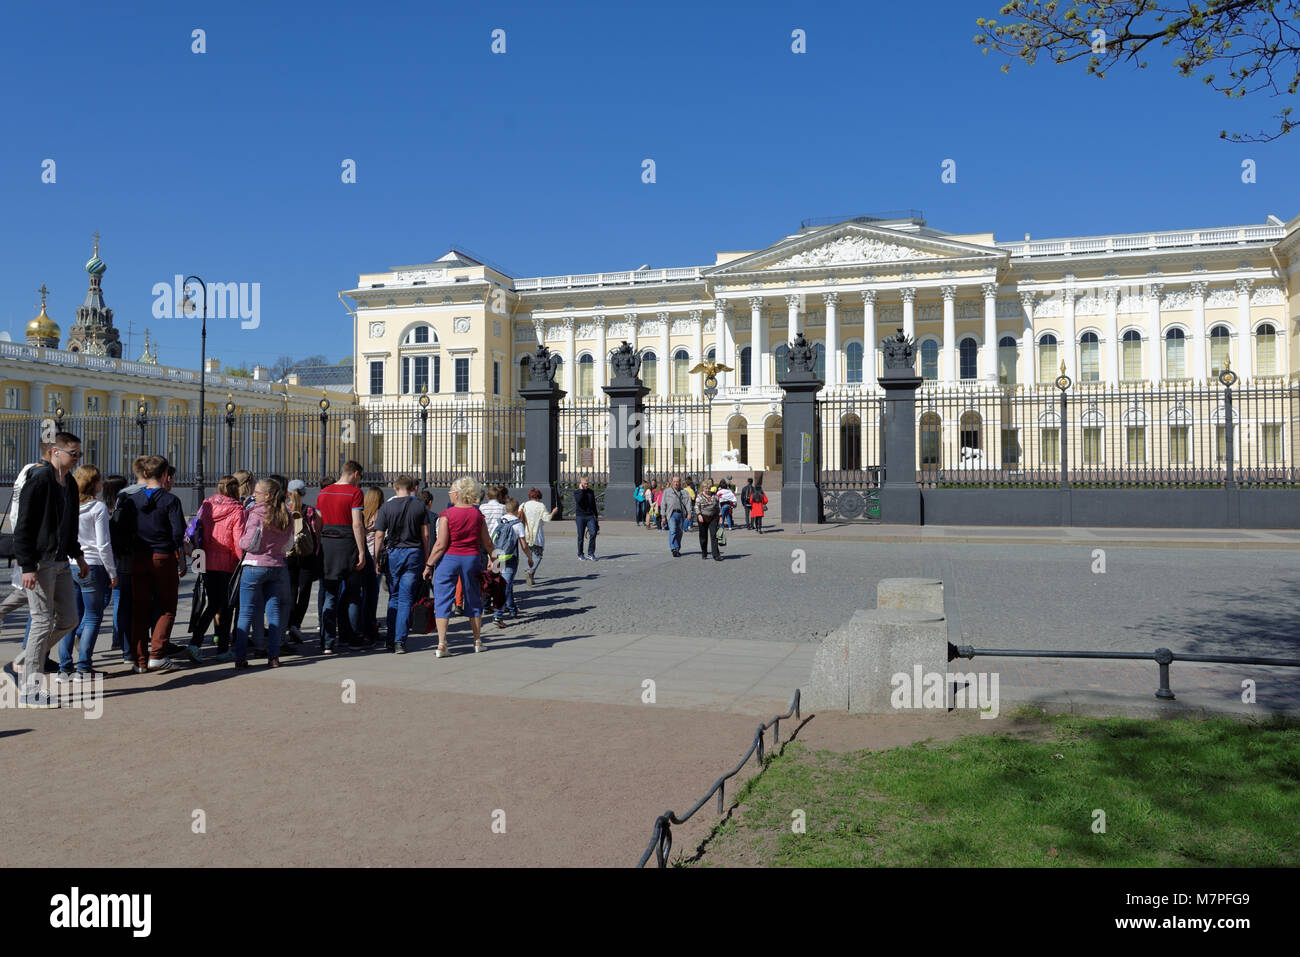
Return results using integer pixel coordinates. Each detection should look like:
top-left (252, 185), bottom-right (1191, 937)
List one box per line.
top-left (419, 389), bottom-right (430, 489)
top-left (181, 276), bottom-right (208, 495)
top-left (224, 393), bottom-right (236, 475)
top-left (318, 395), bottom-right (330, 485)
top-left (136, 400), bottom-right (148, 457)
top-left (54, 405), bottom-right (65, 433)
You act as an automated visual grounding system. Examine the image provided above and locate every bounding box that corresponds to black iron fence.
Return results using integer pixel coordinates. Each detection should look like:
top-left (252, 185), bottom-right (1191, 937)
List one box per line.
top-left (816, 389), bottom-right (884, 521)
top-left (914, 380), bottom-right (1300, 488)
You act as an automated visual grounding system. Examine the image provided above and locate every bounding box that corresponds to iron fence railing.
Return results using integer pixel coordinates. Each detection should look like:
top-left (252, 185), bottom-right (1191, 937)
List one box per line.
top-left (637, 689), bottom-right (801, 868)
top-left (950, 645), bottom-right (1300, 701)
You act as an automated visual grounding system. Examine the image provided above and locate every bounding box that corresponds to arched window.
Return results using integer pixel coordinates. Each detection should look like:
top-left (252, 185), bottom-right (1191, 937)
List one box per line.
top-left (403, 325), bottom-right (435, 345)
top-left (578, 354), bottom-right (594, 397)
top-left (774, 344), bottom-right (788, 384)
top-left (1256, 323), bottom-right (1277, 375)
top-left (1122, 330), bottom-right (1142, 381)
top-left (960, 410), bottom-right (983, 454)
top-left (919, 412), bottom-right (941, 469)
top-left (920, 340), bottom-right (939, 381)
top-left (1038, 334), bottom-right (1058, 383)
top-left (998, 335), bottom-right (1017, 385)
top-left (846, 342), bottom-right (864, 383)
top-left (1165, 328), bottom-right (1186, 379)
top-left (959, 338), bottom-right (978, 380)
top-left (673, 348), bottom-right (690, 394)
top-left (740, 346), bottom-right (752, 387)
top-left (839, 413), bottom-right (861, 470)
top-left (1209, 325), bottom-right (1231, 376)
top-left (706, 347), bottom-right (716, 364)
top-left (1079, 332), bottom-right (1100, 383)
top-left (641, 351), bottom-right (657, 392)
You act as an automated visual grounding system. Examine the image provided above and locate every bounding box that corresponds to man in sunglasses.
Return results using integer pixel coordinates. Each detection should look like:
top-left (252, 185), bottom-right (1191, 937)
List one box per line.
top-left (9, 433), bottom-right (88, 708)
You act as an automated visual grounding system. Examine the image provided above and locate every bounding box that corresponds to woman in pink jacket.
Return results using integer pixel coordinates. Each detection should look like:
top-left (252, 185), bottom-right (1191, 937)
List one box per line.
top-left (188, 475), bottom-right (246, 662)
top-left (230, 478), bottom-right (293, 669)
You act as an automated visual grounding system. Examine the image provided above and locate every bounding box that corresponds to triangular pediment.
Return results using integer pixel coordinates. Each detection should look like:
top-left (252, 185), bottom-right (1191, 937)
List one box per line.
top-left (704, 222), bottom-right (1005, 277)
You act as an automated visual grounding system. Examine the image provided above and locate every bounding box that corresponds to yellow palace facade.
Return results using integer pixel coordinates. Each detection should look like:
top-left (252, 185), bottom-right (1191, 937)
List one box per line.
top-left (344, 211), bottom-right (1300, 480)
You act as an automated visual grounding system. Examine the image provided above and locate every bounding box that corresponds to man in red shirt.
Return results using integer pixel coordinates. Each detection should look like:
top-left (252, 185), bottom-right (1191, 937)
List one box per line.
top-left (315, 461), bottom-right (368, 654)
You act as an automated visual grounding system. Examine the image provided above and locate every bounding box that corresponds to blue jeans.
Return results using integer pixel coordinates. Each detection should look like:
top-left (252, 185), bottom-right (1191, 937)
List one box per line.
top-left (113, 573), bottom-right (131, 660)
top-left (667, 512), bottom-right (686, 553)
top-left (494, 557), bottom-right (520, 621)
top-left (233, 565), bottom-right (289, 660)
top-left (58, 564), bottom-right (111, 673)
top-left (721, 503), bottom-right (734, 529)
top-left (320, 573), bottom-right (361, 645)
top-left (530, 544), bottom-right (544, 579)
top-left (575, 516), bottom-right (597, 557)
top-left (433, 553), bottom-right (483, 619)
top-left (384, 547), bottom-right (423, 645)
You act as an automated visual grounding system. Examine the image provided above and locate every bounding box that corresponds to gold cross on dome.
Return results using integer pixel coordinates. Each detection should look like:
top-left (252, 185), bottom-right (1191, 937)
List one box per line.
top-left (38, 284), bottom-right (49, 307)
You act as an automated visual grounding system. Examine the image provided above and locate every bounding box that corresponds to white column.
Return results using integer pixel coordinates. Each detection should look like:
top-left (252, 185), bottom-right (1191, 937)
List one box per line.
top-left (29, 380), bottom-right (47, 415)
top-left (749, 297), bottom-right (763, 389)
top-left (691, 310), bottom-right (704, 398)
top-left (785, 294), bottom-right (800, 350)
top-left (824, 291), bottom-right (840, 388)
top-left (1104, 287), bottom-right (1120, 386)
top-left (1062, 276), bottom-right (1077, 378)
top-left (941, 285), bottom-right (956, 383)
top-left (593, 315), bottom-right (607, 392)
top-left (1190, 280), bottom-right (1208, 382)
top-left (901, 287), bottom-right (916, 340)
top-left (532, 318), bottom-right (545, 346)
top-left (658, 312), bottom-right (670, 397)
top-left (563, 316), bottom-right (575, 401)
top-left (69, 386), bottom-right (86, 414)
top-left (1019, 292), bottom-right (1036, 387)
top-left (1235, 279), bottom-right (1254, 381)
top-left (1146, 283), bottom-right (1163, 381)
top-left (982, 283), bottom-right (998, 383)
top-left (862, 290), bottom-right (877, 389)
top-left (716, 300), bottom-right (733, 391)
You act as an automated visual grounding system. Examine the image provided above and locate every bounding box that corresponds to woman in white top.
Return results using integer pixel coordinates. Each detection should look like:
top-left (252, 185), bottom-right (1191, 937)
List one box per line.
top-left (519, 487), bottom-right (558, 586)
top-left (56, 465), bottom-right (117, 679)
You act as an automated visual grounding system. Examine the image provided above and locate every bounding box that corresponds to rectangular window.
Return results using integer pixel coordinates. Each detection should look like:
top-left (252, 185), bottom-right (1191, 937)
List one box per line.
top-left (1038, 344), bottom-right (1057, 383)
top-left (1000, 428), bottom-right (1020, 468)
top-left (4, 387), bottom-right (21, 409)
top-left (847, 348), bottom-right (862, 383)
top-left (1122, 338), bottom-right (1142, 380)
top-left (1165, 338), bottom-right (1186, 379)
top-left (85, 395), bottom-right (100, 412)
top-left (672, 433), bottom-right (686, 468)
top-left (411, 434), bottom-right (424, 471)
top-left (1081, 345), bottom-right (1099, 383)
top-left (577, 435), bottom-right (593, 469)
top-left (1082, 427), bottom-right (1102, 465)
top-left (1169, 426), bottom-right (1190, 463)
top-left (1040, 428), bottom-right (1059, 466)
top-left (921, 347), bottom-right (938, 381)
top-left (580, 360), bottom-right (594, 397)
top-left (369, 360), bottom-right (384, 396)
top-left (645, 358), bottom-right (659, 392)
top-left (1216, 425), bottom-right (1227, 462)
top-left (433, 355), bottom-right (441, 393)
top-left (1258, 331), bottom-right (1277, 376)
top-left (1262, 423), bottom-right (1282, 463)
top-left (454, 433), bottom-right (468, 466)
top-left (493, 361), bottom-right (501, 395)
top-left (455, 358), bottom-right (470, 393)
top-left (998, 345), bottom-right (1017, 385)
top-left (1126, 426), bottom-right (1145, 464)
top-left (1209, 334), bottom-right (1230, 376)
top-left (413, 356), bottom-right (429, 394)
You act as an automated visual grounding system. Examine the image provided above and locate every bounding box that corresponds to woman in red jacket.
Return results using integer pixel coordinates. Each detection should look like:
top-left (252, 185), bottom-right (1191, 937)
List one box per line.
top-left (749, 483), bottom-right (769, 534)
top-left (187, 475), bottom-right (246, 662)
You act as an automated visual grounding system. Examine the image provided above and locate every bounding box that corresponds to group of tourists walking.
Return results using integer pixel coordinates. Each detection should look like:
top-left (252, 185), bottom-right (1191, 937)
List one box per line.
top-left (635, 474), bottom-right (769, 559)
top-left (0, 433), bottom-right (558, 708)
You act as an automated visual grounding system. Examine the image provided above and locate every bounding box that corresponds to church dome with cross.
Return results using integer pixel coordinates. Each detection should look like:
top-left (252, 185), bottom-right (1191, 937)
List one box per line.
top-left (25, 285), bottom-right (60, 348)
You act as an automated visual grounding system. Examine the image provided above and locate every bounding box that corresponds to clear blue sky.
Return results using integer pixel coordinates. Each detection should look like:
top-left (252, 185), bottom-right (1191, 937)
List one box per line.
top-left (2, 0), bottom-right (1296, 371)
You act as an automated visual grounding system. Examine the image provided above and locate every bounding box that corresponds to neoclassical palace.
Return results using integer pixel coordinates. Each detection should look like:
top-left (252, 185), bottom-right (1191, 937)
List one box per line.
top-left (344, 211), bottom-right (1300, 476)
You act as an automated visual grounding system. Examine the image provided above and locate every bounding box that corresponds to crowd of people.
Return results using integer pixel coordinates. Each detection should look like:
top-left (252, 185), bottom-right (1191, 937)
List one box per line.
top-left (635, 474), bottom-right (769, 558)
top-left (0, 433), bottom-right (560, 708)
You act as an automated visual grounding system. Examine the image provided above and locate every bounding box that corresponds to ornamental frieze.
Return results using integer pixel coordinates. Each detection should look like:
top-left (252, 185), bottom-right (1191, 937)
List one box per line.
top-left (1251, 284), bottom-right (1284, 306)
top-left (767, 235), bottom-right (944, 269)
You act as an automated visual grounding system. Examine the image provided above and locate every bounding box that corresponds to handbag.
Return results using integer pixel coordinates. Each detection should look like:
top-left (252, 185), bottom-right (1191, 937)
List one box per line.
top-left (226, 562), bottom-right (246, 608)
top-left (716, 526), bottom-right (727, 547)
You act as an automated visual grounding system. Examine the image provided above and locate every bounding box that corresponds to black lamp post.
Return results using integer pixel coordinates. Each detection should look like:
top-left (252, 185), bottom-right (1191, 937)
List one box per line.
top-left (318, 395), bottom-right (330, 485)
top-left (419, 389), bottom-right (430, 488)
top-left (54, 405), bottom-right (65, 433)
top-left (181, 276), bottom-right (208, 495)
top-left (136, 400), bottom-right (148, 457)
top-left (1055, 361), bottom-right (1072, 488)
top-left (224, 393), bottom-right (236, 475)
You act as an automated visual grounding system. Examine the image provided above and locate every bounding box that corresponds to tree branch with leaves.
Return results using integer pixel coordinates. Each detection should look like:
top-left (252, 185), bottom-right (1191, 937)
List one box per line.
top-left (975, 0), bottom-right (1299, 141)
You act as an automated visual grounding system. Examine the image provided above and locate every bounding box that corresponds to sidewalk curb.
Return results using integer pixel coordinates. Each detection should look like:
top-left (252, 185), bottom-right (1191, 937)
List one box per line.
top-left (999, 688), bottom-right (1300, 721)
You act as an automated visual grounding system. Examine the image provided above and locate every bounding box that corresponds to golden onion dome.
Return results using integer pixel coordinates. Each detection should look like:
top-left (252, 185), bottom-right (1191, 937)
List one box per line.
top-left (27, 303), bottom-right (60, 338)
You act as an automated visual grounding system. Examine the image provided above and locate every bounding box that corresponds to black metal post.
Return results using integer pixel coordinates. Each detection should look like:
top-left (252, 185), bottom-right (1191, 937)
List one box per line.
top-left (420, 399), bottom-right (429, 488)
top-left (519, 343), bottom-right (565, 516)
top-left (602, 341), bottom-right (649, 521)
top-left (778, 332), bottom-right (823, 527)
top-left (225, 396), bottom-right (236, 476)
top-left (1224, 381), bottom-right (1236, 489)
top-left (877, 329), bottom-right (922, 525)
top-left (1056, 366), bottom-right (1072, 525)
top-left (184, 276), bottom-right (208, 496)
top-left (319, 398), bottom-right (330, 486)
top-left (136, 402), bottom-right (148, 457)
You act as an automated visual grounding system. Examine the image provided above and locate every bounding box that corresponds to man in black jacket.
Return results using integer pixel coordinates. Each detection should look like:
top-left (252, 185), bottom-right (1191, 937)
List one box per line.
top-left (9, 432), bottom-right (88, 706)
top-left (740, 478), bottom-right (755, 529)
top-left (574, 475), bottom-right (599, 561)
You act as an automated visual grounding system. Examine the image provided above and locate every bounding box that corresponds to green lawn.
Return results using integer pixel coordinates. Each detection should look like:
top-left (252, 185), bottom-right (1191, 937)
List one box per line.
top-left (689, 713), bottom-right (1300, 867)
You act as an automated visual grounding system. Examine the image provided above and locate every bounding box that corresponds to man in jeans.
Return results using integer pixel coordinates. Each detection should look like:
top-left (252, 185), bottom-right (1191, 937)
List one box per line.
top-left (574, 475), bottom-right (599, 561)
top-left (316, 461), bottom-right (367, 654)
top-left (373, 474), bottom-right (429, 654)
top-left (660, 474), bottom-right (692, 558)
top-left (8, 432), bottom-right (88, 707)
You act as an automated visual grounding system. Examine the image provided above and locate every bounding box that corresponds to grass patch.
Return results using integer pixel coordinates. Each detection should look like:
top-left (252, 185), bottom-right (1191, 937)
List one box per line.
top-left (689, 714), bottom-right (1300, 867)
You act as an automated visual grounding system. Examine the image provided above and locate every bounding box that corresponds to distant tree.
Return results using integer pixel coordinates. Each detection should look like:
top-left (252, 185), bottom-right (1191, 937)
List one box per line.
top-left (338, 356), bottom-right (353, 365)
top-left (975, 0), bottom-right (1299, 141)
top-left (269, 354), bottom-right (297, 380)
top-left (225, 364), bottom-right (252, 378)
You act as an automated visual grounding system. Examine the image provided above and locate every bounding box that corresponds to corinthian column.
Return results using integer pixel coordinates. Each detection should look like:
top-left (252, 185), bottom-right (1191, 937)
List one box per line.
top-left (594, 315), bottom-right (607, 392)
top-left (1146, 282), bottom-right (1163, 381)
top-left (1019, 292), bottom-right (1036, 386)
top-left (658, 312), bottom-right (670, 396)
top-left (862, 289), bottom-right (877, 389)
top-left (749, 297), bottom-right (763, 388)
top-left (901, 287), bottom-right (916, 340)
top-left (941, 285), bottom-right (956, 383)
top-left (824, 291), bottom-right (840, 388)
top-left (1190, 280), bottom-right (1208, 382)
top-left (1236, 278), bottom-right (1254, 381)
top-left (785, 294), bottom-right (800, 350)
top-left (1062, 275), bottom-right (1077, 379)
top-left (562, 316), bottom-right (576, 402)
top-left (714, 298), bottom-right (731, 391)
top-left (1104, 286), bottom-right (1119, 386)
top-left (691, 310), bottom-right (704, 398)
top-left (982, 282), bottom-right (998, 383)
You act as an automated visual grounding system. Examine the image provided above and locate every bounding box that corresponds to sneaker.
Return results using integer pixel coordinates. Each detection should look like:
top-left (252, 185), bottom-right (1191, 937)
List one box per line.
top-left (185, 645), bottom-right (202, 665)
top-left (54, 670), bottom-right (73, 684)
top-left (268, 657), bottom-right (280, 669)
top-left (394, 643), bottom-right (407, 655)
top-left (671, 550), bottom-right (680, 557)
top-left (577, 554), bottom-right (587, 561)
top-left (147, 658), bottom-right (176, 672)
top-left (386, 640), bottom-right (396, 653)
top-left (72, 670), bottom-right (102, 682)
top-left (133, 665), bottom-right (148, 674)
top-left (234, 659), bottom-right (249, 670)
top-left (2, 662), bottom-right (19, 688)
top-left (587, 555), bottom-right (596, 562)
top-left (19, 689), bottom-right (58, 709)
top-left (324, 641), bottom-right (338, 655)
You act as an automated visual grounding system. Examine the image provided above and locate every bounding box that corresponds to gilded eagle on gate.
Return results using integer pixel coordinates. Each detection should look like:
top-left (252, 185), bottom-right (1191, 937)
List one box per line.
top-left (688, 360), bottom-right (734, 377)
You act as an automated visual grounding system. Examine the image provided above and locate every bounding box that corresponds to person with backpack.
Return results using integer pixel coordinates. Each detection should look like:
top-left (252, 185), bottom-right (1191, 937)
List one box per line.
top-left (0, 441), bottom-right (55, 679)
top-left (491, 498), bottom-right (532, 627)
top-left (633, 482), bottom-right (647, 526)
top-left (7, 432), bottom-right (87, 707)
top-left (361, 486), bottom-right (385, 647)
top-left (285, 479), bottom-right (321, 646)
top-left (372, 475), bottom-right (429, 654)
top-left (315, 461), bottom-right (368, 655)
top-left (750, 482), bottom-right (769, 534)
top-left (108, 457), bottom-right (147, 665)
top-left (717, 482), bottom-right (738, 530)
top-left (740, 478), bottom-right (755, 529)
top-left (188, 475), bottom-right (246, 663)
top-left (120, 455), bottom-right (187, 672)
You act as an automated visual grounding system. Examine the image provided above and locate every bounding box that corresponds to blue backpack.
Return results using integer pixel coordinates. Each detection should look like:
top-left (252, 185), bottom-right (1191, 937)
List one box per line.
top-left (492, 516), bottom-right (520, 556)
